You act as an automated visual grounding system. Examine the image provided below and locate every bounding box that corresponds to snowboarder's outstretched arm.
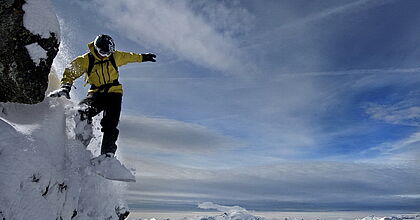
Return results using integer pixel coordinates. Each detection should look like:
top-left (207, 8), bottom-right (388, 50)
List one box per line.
top-left (113, 51), bottom-right (156, 67)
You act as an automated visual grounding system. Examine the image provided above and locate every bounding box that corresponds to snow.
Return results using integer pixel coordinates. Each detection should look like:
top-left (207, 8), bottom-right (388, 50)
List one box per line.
top-left (90, 154), bottom-right (136, 182)
top-left (22, 0), bottom-right (60, 39)
top-left (25, 43), bottom-right (47, 66)
top-left (0, 99), bottom-right (131, 220)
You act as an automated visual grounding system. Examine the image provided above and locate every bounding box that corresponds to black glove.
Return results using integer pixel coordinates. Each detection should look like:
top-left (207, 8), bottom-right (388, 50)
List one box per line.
top-left (142, 53), bottom-right (156, 62)
top-left (49, 84), bottom-right (71, 99)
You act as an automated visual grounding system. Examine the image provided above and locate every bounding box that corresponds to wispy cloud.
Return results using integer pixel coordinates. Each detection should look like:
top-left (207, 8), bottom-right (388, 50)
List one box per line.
top-left (360, 131), bottom-right (420, 165)
top-left (198, 202), bottom-right (246, 213)
top-left (275, 66), bottom-right (420, 78)
top-left (252, 0), bottom-right (395, 44)
top-left (365, 95), bottom-right (420, 127)
top-left (279, 0), bottom-right (394, 30)
top-left (359, 93), bottom-right (420, 163)
top-left (84, 0), bottom-right (255, 75)
top-left (118, 115), bottom-right (239, 154)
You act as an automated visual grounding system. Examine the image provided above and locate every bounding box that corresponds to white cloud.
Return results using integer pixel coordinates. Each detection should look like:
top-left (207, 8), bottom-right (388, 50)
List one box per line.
top-left (190, 1), bottom-right (255, 38)
top-left (85, 0), bottom-right (255, 75)
top-left (281, 0), bottom-right (393, 29)
top-left (360, 131), bottom-right (420, 166)
top-left (365, 98), bottom-right (420, 127)
top-left (198, 202), bottom-right (247, 213)
top-left (274, 66), bottom-right (420, 78)
top-left (118, 115), bottom-right (239, 154)
top-left (255, 0), bottom-right (395, 41)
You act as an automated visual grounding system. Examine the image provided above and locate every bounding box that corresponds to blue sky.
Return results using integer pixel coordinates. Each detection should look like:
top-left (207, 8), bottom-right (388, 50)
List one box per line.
top-left (52, 0), bottom-right (420, 212)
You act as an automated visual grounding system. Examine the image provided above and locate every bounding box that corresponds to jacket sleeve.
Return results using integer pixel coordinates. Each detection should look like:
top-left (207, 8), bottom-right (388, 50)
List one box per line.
top-left (61, 55), bottom-right (88, 85)
top-left (113, 51), bottom-right (143, 67)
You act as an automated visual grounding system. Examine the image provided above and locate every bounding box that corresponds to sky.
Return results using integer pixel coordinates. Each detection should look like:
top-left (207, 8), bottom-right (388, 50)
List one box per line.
top-left (51, 0), bottom-right (420, 212)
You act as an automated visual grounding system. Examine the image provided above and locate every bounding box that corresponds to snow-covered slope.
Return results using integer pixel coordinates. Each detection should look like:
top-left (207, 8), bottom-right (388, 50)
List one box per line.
top-left (0, 98), bottom-right (129, 220)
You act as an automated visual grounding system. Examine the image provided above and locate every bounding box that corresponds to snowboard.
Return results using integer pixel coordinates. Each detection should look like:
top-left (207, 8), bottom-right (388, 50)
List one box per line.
top-left (88, 154), bottom-right (136, 182)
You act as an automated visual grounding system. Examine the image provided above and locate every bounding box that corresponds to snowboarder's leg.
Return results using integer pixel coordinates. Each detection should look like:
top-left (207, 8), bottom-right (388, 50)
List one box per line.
top-left (75, 94), bottom-right (103, 147)
top-left (100, 93), bottom-right (122, 155)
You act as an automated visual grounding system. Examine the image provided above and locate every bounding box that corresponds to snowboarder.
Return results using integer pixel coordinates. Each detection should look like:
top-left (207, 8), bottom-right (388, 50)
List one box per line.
top-left (49, 34), bottom-right (156, 159)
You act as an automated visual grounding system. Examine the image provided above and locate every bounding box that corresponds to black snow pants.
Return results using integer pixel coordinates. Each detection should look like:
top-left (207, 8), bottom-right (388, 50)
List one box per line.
top-left (78, 92), bottom-right (122, 155)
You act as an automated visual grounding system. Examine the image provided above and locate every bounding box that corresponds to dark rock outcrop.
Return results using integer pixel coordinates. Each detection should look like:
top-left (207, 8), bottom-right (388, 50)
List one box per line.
top-left (0, 0), bottom-right (59, 104)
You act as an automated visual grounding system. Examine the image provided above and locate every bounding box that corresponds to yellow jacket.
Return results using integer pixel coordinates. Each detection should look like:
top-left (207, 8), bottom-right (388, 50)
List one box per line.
top-left (61, 42), bottom-right (143, 94)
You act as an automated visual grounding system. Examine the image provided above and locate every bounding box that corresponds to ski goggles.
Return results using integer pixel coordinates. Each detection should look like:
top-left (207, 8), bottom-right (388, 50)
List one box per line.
top-left (96, 49), bottom-right (112, 57)
top-left (95, 45), bottom-right (114, 57)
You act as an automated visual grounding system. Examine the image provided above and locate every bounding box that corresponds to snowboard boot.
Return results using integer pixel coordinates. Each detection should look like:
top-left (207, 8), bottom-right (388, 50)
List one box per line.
top-left (90, 152), bottom-right (114, 166)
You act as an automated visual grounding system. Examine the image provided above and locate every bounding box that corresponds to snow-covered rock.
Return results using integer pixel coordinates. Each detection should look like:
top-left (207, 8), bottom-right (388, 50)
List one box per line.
top-left (0, 0), bottom-right (60, 104)
top-left (22, 0), bottom-right (60, 39)
top-left (0, 99), bottom-right (130, 220)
